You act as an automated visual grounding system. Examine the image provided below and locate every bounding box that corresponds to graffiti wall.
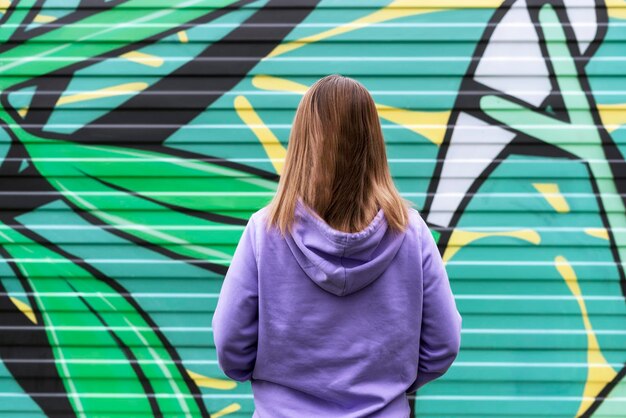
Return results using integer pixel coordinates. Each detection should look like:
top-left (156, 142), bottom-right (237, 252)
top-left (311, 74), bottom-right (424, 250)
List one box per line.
top-left (0, 0), bottom-right (624, 417)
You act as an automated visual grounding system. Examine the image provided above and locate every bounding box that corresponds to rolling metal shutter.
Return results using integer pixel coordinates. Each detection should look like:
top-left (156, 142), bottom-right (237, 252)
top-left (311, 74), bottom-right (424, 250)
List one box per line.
top-left (0, 0), bottom-right (624, 417)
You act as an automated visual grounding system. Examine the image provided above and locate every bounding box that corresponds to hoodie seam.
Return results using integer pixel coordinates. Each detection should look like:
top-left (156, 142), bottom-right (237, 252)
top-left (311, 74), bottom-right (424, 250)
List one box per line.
top-left (299, 200), bottom-right (386, 246)
top-left (416, 210), bottom-right (425, 295)
top-left (324, 210), bottom-right (385, 245)
top-left (341, 236), bottom-right (347, 296)
top-left (250, 213), bottom-right (260, 268)
top-left (289, 233), bottom-right (345, 296)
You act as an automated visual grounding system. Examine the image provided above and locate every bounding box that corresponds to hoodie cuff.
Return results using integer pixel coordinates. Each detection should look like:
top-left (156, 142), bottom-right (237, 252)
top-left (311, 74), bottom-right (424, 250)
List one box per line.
top-left (406, 370), bottom-right (445, 394)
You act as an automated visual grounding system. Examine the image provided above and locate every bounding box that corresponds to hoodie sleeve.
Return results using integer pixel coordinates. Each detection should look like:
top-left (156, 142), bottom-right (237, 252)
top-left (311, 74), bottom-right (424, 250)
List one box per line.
top-left (407, 216), bottom-right (462, 394)
top-left (212, 215), bottom-right (259, 382)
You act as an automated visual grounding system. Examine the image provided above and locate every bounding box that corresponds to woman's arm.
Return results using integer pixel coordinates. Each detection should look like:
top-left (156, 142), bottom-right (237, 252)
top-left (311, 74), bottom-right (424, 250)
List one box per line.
top-left (212, 215), bottom-right (259, 382)
top-left (407, 216), bottom-right (463, 394)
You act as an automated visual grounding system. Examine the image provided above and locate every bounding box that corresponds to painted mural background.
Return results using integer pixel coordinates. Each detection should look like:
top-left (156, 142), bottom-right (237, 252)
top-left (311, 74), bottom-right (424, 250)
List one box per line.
top-left (0, 0), bottom-right (624, 417)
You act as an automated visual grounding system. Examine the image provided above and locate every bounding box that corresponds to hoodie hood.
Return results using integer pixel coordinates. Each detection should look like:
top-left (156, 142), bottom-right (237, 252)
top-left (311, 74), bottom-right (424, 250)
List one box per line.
top-left (284, 197), bottom-right (407, 297)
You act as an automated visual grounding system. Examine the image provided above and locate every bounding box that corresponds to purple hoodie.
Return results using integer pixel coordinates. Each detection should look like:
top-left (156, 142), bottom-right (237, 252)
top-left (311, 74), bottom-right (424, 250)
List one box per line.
top-left (212, 197), bottom-right (462, 417)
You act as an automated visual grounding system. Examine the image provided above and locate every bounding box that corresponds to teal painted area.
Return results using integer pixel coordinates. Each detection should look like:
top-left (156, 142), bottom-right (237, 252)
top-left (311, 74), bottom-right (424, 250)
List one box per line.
top-left (167, 103), bottom-right (292, 175)
top-left (169, 7), bottom-right (491, 186)
top-left (25, 0), bottom-right (81, 31)
top-left (0, 360), bottom-right (44, 416)
top-left (455, 154), bottom-right (624, 365)
top-left (586, 17), bottom-right (626, 159)
top-left (445, 155), bottom-right (588, 417)
top-left (44, 1), bottom-right (268, 134)
top-left (14, 198), bottom-right (223, 345)
top-left (587, 17), bottom-right (626, 84)
top-left (7, 86), bottom-right (36, 115)
top-left (0, 126), bottom-right (11, 162)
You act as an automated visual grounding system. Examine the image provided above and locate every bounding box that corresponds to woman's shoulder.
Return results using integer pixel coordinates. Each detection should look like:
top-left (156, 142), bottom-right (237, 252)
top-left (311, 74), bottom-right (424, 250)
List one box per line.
top-left (406, 206), bottom-right (426, 231)
top-left (249, 205), bottom-right (270, 227)
top-left (404, 206), bottom-right (434, 253)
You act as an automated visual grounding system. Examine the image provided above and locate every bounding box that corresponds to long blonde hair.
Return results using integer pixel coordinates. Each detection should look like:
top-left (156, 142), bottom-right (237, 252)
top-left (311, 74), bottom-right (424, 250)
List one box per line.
top-left (265, 74), bottom-right (414, 236)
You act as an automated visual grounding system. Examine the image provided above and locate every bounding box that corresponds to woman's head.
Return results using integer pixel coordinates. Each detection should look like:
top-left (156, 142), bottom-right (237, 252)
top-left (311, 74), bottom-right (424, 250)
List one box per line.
top-left (265, 74), bottom-right (414, 236)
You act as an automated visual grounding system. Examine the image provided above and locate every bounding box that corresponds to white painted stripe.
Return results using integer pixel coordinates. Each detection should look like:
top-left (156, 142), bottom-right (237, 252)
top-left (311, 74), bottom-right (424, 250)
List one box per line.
top-left (4, 327), bottom-right (623, 335)
top-left (9, 56), bottom-right (626, 63)
top-left (18, 157), bottom-right (626, 163)
top-left (121, 314), bottom-right (192, 416)
top-left (6, 123), bottom-right (617, 129)
top-left (455, 295), bottom-right (624, 300)
top-left (447, 261), bottom-right (625, 266)
top-left (0, 392), bottom-right (252, 399)
top-left (4, 225), bottom-right (626, 234)
top-left (0, 392), bottom-right (623, 402)
top-left (462, 328), bottom-right (626, 335)
top-left (22, 267), bottom-right (86, 417)
top-left (0, 226), bottom-right (246, 230)
top-left (1, 258), bottom-right (231, 264)
top-left (6, 293), bottom-right (622, 301)
top-left (4, 292), bottom-right (222, 297)
top-left (11, 91), bottom-right (626, 97)
top-left (407, 395), bottom-right (626, 401)
top-left (4, 358), bottom-right (219, 365)
top-left (455, 361), bottom-right (624, 368)
top-left (18, 190), bottom-right (619, 198)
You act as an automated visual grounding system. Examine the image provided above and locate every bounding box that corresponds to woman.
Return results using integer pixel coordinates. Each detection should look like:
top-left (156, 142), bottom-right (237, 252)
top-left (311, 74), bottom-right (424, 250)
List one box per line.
top-left (212, 74), bottom-right (462, 417)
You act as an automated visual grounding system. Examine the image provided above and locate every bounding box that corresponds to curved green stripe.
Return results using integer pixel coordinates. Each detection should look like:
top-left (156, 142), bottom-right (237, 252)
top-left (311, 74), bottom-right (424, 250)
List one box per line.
top-left (0, 0), bottom-right (239, 91)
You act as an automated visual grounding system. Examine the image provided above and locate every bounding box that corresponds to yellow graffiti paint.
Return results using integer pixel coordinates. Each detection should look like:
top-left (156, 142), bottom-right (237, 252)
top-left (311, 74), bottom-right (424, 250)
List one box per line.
top-left (52, 176), bottom-right (234, 261)
top-left (0, 0), bottom-right (11, 14)
top-left (234, 95), bottom-right (287, 175)
top-left (34, 14), bottom-right (56, 23)
top-left (177, 30), bottom-right (189, 43)
top-left (212, 403), bottom-right (242, 418)
top-left (607, 0), bottom-right (626, 20)
top-left (554, 255), bottom-right (617, 417)
top-left (120, 51), bottom-right (164, 67)
top-left (584, 227), bottom-right (610, 240)
top-left (251, 75), bottom-right (448, 146)
top-left (443, 228), bottom-right (541, 263)
top-left (252, 74), bottom-right (308, 93)
top-left (266, 0), bottom-right (504, 59)
top-left (10, 296), bottom-right (37, 324)
top-left (0, 8), bottom-right (55, 21)
top-left (186, 369), bottom-right (237, 390)
top-left (56, 82), bottom-right (149, 106)
top-left (376, 103), bottom-right (449, 146)
top-left (597, 103), bottom-right (626, 133)
top-left (532, 183), bottom-right (570, 213)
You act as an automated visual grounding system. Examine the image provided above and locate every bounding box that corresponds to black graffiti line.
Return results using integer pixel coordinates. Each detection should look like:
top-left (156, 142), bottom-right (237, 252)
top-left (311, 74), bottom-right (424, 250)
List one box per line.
top-left (0, 0), bottom-right (47, 50)
top-left (0, 0), bottom-right (260, 134)
top-left (41, 191), bottom-right (230, 276)
top-left (0, 0), bottom-right (125, 54)
top-left (22, 73), bottom-right (73, 129)
top-left (0, 0), bottom-right (281, 216)
top-left (0, 116), bottom-right (240, 277)
top-left (424, 0), bottom-right (625, 414)
top-left (6, 217), bottom-right (214, 417)
top-left (69, 0), bottom-right (323, 145)
top-left (582, 363), bottom-right (626, 418)
top-left (63, 278), bottom-right (165, 418)
top-left (0, 245), bottom-right (74, 416)
top-left (79, 168), bottom-right (249, 226)
top-left (522, 1), bottom-right (626, 306)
